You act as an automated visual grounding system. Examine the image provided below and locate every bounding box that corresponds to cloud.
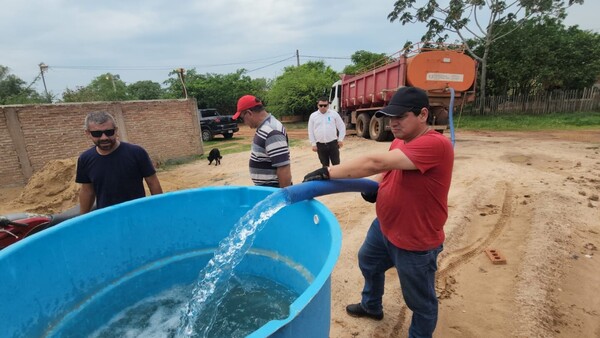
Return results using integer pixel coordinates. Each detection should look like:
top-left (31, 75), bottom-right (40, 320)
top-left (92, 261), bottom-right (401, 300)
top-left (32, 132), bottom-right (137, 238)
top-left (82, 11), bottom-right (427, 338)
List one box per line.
top-left (1, 0), bottom-right (596, 97)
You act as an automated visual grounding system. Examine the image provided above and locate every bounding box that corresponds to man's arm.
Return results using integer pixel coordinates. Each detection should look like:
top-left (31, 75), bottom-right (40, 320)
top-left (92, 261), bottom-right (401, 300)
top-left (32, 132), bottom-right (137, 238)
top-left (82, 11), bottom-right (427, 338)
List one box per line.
top-left (276, 165), bottom-right (292, 188)
top-left (307, 114), bottom-right (317, 147)
top-left (79, 183), bottom-right (96, 214)
top-left (334, 111), bottom-right (346, 144)
top-left (328, 149), bottom-right (417, 179)
top-left (144, 174), bottom-right (163, 195)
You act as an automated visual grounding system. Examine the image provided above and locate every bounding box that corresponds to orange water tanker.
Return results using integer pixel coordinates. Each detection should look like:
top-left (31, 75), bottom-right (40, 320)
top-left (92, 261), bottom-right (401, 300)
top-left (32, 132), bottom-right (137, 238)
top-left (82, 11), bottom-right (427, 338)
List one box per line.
top-left (329, 46), bottom-right (477, 141)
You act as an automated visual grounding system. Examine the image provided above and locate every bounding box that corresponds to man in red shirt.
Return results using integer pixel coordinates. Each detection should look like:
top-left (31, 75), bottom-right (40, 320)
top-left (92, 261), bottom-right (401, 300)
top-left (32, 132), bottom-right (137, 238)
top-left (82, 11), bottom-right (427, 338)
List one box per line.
top-left (304, 86), bottom-right (453, 338)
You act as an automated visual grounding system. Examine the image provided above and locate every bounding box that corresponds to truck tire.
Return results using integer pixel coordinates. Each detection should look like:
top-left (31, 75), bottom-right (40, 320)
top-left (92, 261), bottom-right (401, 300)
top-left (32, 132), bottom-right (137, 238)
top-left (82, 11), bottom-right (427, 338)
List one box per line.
top-left (369, 117), bottom-right (388, 142)
top-left (202, 129), bottom-right (213, 142)
top-left (223, 133), bottom-right (234, 139)
top-left (356, 114), bottom-right (371, 139)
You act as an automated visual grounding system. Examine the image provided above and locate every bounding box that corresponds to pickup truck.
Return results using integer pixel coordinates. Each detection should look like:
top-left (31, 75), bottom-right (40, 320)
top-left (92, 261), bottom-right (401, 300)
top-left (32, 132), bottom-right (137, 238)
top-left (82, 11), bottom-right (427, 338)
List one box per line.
top-left (198, 108), bottom-right (239, 141)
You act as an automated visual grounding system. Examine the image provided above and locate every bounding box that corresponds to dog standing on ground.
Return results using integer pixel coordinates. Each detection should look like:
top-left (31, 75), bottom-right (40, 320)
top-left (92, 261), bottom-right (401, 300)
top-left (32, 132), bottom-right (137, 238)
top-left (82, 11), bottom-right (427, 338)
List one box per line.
top-left (207, 148), bottom-right (222, 166)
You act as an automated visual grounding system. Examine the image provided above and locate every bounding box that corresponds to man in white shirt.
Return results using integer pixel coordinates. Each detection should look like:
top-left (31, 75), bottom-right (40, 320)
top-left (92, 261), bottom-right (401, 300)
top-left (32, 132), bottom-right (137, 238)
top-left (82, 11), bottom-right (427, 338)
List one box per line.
top-left (308, 97), bottom-right (346, 167)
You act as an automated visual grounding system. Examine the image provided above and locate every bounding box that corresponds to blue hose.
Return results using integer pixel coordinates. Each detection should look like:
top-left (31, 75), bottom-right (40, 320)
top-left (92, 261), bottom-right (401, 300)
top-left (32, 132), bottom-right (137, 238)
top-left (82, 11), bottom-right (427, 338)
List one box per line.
top-left (448, 87), bottom-right (456, 147)
top-left (283, 179), bottom-right (379, 204)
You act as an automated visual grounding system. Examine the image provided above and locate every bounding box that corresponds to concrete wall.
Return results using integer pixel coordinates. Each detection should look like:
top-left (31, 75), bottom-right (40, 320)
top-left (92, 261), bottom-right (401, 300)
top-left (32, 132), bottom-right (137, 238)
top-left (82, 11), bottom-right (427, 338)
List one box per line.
top-left (0, 99), bottom-right (202, 187)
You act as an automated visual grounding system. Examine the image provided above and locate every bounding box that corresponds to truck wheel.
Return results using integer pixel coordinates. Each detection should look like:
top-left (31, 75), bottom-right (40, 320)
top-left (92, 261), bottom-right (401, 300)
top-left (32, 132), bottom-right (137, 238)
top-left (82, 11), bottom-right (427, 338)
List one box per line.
top-left (369, 117), bottom-right (388, 142)
top-left (202, 129), bottom-right (213, 142)
top-left (223, 133), bottom-right (234, 139)
top-left (356, 114), bottom-right (371, 139)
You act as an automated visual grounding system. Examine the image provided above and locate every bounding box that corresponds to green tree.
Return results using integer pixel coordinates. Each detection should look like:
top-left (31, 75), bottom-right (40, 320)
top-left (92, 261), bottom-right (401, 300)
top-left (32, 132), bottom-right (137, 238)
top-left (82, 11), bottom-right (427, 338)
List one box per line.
top-left (163, 69), bottom-right (268, 115)
top-left (127, 80), bottom-right (164, 100)
top-left (266, 61), bottom-right (339, 118)
top-left (474, 18), bottom-right (600, 95)
top-left (388, 0), bottom-right (585, 108)
top-left (0, 65), bottom-right (48, 104)
top-left (61, 86), bottom-right (99, 103)
top-left (342, 50), bottom-right (393, 75)
top-left (61, 73), bottom-right (127, 102)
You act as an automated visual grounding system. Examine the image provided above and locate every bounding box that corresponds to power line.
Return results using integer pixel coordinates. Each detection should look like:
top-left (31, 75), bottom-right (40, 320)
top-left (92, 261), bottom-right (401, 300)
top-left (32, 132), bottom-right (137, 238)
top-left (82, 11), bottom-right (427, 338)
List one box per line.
top-left (45, 52), bottom-right (353, 73)
top-left (246, 56), bottom-right (297, 73)
top-left (28, 51), bottom-right (354, 92)
top-left (300, 55), bottom-right (352, 60)
top-left (49, 53), bottom-right (302, 72)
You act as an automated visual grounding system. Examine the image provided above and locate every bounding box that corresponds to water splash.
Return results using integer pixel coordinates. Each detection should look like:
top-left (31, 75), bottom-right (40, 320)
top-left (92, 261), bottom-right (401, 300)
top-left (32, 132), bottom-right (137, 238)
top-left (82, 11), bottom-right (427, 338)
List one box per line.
top-left (177, 189), bottom-right (290, 337)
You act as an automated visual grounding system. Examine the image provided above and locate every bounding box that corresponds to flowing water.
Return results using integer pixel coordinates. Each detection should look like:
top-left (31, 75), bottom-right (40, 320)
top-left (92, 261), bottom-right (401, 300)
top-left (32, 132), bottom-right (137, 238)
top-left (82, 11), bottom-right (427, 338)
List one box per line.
top-left (47, 189), bottom-right (294, 337)
top-left (176, 189), bottom-right (291, 337)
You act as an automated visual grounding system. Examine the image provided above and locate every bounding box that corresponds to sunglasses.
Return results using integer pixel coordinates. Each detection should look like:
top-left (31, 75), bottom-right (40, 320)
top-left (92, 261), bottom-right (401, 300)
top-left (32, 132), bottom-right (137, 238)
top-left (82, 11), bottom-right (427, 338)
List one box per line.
top-left (89, 129), bottom-right (116, 137)
top-left (318, 104), bottom-right (329, 107)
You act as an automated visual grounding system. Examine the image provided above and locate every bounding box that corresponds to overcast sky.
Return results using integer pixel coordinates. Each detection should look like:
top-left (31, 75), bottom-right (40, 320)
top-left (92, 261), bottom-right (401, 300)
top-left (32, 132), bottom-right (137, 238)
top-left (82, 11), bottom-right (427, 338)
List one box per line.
top-left (1, 0), bottom-right (598, 97)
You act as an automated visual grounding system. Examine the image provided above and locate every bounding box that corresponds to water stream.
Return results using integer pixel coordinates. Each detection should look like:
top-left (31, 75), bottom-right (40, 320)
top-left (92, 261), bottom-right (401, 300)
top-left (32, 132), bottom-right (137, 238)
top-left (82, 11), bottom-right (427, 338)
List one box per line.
top-left (176, 189), bottom-right (290, 337)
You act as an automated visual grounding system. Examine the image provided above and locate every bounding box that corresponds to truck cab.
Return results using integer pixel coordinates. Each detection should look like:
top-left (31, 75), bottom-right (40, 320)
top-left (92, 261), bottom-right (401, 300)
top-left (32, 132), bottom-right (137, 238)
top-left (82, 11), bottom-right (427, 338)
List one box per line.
top-left (329, 80), bottom-right (342, 115)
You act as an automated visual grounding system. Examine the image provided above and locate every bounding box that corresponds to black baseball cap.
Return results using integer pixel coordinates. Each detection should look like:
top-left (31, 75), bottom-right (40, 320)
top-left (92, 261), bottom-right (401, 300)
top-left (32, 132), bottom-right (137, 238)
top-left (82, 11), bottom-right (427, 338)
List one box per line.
top-left (375, 87), bottom-right (429, 118)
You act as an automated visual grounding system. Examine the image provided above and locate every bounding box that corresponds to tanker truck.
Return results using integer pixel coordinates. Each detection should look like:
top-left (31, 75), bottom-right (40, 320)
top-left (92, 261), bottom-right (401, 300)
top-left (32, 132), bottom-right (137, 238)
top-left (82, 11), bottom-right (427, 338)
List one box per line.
top-left (329, 45), bottom-right (477, 141)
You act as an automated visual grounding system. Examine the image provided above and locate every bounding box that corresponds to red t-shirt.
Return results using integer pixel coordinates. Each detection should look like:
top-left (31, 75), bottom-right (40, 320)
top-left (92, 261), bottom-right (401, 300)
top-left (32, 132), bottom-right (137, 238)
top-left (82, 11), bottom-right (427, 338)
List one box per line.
top-left (375, 130), bottom-right (454, 251)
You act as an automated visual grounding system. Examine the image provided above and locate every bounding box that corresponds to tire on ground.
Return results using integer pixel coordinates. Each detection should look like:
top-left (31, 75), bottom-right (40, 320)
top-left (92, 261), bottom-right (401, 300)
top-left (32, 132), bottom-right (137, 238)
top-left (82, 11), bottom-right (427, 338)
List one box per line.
top-left (202, 129), bottom-right (213, 142)
top-left (369, 116), bottom-right (388, 142)
top-left (356, 113), bottom-right (371, 139)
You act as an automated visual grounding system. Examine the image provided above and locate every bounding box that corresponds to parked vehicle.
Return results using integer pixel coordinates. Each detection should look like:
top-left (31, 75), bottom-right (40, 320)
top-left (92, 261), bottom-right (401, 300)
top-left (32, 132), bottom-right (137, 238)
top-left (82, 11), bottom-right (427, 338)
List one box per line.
top-left (199, 108), bottom-right (239, 142)
top-left (330, 44), bottom-right (477, 141)
top-left (0, 205), bottom-right (81, 250)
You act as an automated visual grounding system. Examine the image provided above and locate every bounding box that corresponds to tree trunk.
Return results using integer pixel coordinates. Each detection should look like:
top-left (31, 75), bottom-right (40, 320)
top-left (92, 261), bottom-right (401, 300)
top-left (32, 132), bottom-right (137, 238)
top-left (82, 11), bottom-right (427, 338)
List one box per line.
top-left (478, 37), bottom-right (492, 115)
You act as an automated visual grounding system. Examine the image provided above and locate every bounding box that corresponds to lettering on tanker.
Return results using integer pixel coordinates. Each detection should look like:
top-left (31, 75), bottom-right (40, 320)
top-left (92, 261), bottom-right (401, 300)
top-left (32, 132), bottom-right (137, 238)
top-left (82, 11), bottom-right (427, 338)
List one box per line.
top-left (426, 73), bottom-right (465, 82)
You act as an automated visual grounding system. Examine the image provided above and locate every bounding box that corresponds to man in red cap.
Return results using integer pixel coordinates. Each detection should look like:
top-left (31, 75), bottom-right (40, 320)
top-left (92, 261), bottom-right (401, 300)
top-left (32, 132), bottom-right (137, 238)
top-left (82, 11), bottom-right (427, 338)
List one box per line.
top-left (233, 95), bottom-right (292, 187)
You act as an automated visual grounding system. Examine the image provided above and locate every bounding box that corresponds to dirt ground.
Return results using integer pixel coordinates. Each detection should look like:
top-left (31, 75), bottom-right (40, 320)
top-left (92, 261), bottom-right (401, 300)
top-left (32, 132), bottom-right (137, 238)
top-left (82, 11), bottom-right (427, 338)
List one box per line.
top-left (1, 125), bottom-right (599, 338)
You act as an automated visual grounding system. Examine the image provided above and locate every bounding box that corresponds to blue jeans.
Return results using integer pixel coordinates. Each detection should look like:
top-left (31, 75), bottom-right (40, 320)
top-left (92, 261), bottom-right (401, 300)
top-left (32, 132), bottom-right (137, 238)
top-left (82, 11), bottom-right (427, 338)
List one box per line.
top-left (358, 218), bottom-right (442, 338)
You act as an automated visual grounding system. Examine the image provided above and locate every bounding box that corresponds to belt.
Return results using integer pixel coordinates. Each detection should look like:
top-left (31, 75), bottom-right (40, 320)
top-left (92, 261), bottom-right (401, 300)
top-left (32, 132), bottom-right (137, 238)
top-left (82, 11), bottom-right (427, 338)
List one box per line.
top-left (317, 140), bottom-right (338, 145)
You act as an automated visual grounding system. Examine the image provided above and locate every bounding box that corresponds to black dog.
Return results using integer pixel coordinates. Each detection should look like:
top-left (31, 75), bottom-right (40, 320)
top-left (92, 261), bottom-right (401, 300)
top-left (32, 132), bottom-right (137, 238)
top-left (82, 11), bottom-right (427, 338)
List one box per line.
top-left (207, 148), bottom-right (222, 166)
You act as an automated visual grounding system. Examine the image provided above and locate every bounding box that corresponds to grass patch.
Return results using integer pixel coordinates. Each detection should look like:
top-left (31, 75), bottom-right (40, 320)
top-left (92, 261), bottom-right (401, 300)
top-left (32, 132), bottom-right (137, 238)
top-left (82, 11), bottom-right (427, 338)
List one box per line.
top-left (158, 125), bottom-right (316, 171)
top-left (288, 138), bottom-right (303, 147)
top-left (157, 154), bottom-right (203, 170)
top-left (203, 137), bottom-right (250, 155)
top-left (455, 112), bottom-right (600, 131)
top-left (218, 143), bottom-right (251, 155)
top-left (283, 121), bottom-right (308, 129)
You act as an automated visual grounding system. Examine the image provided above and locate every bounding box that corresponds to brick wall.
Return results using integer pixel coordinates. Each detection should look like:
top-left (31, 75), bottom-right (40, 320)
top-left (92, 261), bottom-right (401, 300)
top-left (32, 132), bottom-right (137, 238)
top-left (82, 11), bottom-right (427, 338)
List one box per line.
top-left (0, 110), bottom-right (22, 185)
top-left (0, 99), bottom-right (202, 187)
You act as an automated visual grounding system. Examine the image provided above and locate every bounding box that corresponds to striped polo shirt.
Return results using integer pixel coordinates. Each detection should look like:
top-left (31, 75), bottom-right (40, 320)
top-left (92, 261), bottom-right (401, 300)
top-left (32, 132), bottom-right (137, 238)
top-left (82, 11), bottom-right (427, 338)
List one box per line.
top-left (250, 115), bottom-right (290, 187)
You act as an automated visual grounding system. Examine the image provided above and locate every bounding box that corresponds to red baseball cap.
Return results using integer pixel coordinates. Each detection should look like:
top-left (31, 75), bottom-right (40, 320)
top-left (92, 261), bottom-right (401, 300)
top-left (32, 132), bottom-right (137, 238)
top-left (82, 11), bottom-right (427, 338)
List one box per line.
top-left (233, 95), bottom-right (262, 120)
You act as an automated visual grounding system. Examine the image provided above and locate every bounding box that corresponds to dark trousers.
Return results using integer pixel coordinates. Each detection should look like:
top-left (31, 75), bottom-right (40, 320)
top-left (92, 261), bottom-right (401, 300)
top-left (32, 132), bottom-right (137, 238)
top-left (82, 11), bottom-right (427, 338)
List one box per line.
top-left (358, 219), bottom-right (442, 338)
top-left (316, 140), bottom-right (340, 167)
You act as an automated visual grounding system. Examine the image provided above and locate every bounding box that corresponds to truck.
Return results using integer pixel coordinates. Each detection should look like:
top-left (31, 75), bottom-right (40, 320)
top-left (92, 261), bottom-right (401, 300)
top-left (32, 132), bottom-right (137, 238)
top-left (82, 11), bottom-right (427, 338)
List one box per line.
top-left (198, 108), bottom-right (239, 142)
top-left (329, 45), bottom-right (477, 141)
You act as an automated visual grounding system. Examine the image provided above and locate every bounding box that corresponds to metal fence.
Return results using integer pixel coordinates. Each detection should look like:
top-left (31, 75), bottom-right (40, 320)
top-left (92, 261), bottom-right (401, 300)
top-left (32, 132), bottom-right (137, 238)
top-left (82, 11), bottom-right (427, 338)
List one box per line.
top-left (469, 87), bottom-right (600, 115)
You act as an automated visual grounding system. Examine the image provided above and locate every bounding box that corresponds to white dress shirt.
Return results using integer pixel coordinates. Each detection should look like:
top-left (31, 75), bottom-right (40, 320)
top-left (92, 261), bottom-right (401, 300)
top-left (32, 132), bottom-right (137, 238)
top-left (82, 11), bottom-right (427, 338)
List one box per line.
top-left (308, 109), bottom-right (346, 146)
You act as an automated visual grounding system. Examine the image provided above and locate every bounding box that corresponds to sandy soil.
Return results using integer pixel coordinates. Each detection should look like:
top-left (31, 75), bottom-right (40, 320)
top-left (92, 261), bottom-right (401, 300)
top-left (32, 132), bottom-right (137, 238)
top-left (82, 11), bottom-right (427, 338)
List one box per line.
top-left (1, 126), bottom-right (599, 337)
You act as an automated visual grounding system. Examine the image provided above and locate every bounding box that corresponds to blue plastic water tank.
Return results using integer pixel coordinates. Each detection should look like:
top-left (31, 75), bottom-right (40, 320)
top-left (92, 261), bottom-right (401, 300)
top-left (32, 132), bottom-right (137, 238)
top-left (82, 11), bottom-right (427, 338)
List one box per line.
top-left (0, 186), bottom-right (341, 337)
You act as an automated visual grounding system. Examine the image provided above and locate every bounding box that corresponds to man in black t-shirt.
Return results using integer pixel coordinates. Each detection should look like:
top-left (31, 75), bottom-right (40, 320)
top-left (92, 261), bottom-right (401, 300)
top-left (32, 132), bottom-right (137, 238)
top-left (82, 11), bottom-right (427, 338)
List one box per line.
top-left (75, 111), bottom-right (163, 213)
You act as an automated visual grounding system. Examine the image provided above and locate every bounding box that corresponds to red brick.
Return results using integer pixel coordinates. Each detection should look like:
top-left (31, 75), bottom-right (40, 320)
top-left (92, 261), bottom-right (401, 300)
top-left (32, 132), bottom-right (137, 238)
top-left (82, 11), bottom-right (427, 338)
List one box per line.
top-left (484, 248), bottom-right (507, 265)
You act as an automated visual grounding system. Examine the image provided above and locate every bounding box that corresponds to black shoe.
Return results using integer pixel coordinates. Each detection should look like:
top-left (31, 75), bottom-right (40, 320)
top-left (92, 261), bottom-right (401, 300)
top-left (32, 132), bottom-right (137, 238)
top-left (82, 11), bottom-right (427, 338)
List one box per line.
top-left (346, 303), bottom-right (384, 320)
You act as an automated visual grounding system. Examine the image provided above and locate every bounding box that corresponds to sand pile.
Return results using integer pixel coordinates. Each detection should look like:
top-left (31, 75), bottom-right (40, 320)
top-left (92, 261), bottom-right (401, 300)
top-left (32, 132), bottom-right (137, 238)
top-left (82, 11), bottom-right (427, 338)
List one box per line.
top-left (13, 158), bottom-right (79, 214)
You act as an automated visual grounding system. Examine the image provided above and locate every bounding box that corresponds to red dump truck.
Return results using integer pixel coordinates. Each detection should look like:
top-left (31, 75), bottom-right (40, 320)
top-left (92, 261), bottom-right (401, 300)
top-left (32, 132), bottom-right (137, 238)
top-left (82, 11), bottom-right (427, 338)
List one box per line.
top-left (329, 45), bottom-right (477, 141)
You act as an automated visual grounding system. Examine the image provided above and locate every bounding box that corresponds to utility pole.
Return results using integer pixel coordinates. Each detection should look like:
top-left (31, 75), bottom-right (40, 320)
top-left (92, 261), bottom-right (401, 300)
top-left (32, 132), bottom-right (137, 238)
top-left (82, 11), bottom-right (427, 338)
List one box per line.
top-left (105, 74), bottom-right (117, 93)
top-left (296, 49), bottom-right (300, 67)
top-left (177, 68), bottom-right (188, 99)
top-left (38, 63), bottom-right (49, 100)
